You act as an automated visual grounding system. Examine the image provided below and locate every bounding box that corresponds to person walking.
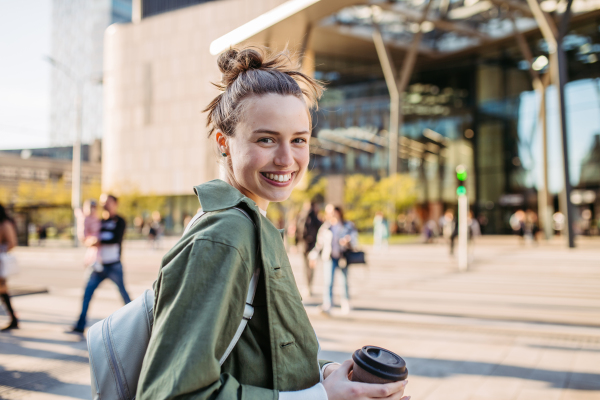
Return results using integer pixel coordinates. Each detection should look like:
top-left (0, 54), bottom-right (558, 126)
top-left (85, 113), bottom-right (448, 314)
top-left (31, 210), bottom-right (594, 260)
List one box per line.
top-left (0, 204), bottom-right (18, 331)
top-left (136, 47), bottom-right (409, 400)
top-left (70, 193), bottom-right (131, 334)
top-left (373, 211), bottom-right (389, 249)
top-left (313, 205), bottom-right (358, 315)
top-left (442, 210), bottom-right (457, 254)
top-left (76, 200), bottom-right (102, 272)
top-left (147, 211), bottom-right (163, 249)
top-left (295, 201), bottom-right (322, 296)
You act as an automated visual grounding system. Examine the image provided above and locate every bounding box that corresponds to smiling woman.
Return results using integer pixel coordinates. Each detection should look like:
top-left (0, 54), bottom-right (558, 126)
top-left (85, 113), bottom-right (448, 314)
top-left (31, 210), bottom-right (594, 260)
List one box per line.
top-left (136, 46), bottom-right (410, 400)
top-left (204, 47), bottom-right (322, 210)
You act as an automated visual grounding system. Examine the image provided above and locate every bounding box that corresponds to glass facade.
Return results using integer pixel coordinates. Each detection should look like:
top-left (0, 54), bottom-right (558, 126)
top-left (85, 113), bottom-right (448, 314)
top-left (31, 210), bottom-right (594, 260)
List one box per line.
top-left (310, 20), bottom-right (600, 234)
top-left (50, 0), bottom-right (131, 146)
top-left (141, 0), bottom-right (218, 18)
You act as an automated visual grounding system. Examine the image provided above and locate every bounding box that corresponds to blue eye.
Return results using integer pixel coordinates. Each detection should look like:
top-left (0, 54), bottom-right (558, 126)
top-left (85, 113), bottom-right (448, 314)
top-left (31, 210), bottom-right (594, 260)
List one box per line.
top-left (258, 138), bottom-right (275, 144)
top-left (293, 138), bottom-right (307, 144)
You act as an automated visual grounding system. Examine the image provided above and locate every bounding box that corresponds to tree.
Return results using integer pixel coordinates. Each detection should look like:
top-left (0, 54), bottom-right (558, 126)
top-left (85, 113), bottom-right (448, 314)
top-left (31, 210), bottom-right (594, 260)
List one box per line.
top-left (344, 174), bottom-right (417, 231)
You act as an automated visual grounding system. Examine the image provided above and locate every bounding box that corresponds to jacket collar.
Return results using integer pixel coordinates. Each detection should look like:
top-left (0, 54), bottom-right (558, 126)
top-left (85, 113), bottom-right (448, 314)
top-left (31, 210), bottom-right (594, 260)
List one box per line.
top-left (193, 179), bottom-right (257, 212)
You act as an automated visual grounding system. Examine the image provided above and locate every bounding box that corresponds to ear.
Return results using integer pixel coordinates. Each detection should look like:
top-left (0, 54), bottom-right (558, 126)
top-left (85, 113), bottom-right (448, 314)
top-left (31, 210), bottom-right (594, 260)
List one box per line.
top-left (215, 131), bottom-right (228, 151)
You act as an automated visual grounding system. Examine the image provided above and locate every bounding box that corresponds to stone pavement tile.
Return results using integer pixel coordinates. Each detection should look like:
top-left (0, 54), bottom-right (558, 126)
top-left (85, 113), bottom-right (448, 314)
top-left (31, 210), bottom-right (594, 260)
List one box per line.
top-left (422, 375), bottom-right (487, 400)
top-left (412, 338), bottom-right (505, 399)
top-left (469, 342), bottom-right (543, 400)
top-left (510, 342), bottom-right (578, 400)
top-left (514, 386), bottom-right (565, 400)
top-left (560, 389), bottom-right (600, 400)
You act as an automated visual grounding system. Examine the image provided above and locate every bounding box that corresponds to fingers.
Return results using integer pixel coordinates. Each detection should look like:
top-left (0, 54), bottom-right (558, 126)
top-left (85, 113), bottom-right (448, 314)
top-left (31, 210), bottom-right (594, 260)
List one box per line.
top-left (336, 359), bottom-right (354, 376)
top-left (366, 379), bottom-right (407, 398)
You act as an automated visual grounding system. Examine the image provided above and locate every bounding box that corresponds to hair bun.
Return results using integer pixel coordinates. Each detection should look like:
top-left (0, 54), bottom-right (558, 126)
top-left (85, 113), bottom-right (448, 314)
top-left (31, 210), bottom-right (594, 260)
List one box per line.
top-left (218, 48), bottom-right (264, 85)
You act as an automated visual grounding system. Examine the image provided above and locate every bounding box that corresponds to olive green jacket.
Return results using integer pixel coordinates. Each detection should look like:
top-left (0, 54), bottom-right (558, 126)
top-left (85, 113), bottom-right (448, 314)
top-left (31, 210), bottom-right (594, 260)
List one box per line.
top-left (137, 179), bottom-right (325, 400)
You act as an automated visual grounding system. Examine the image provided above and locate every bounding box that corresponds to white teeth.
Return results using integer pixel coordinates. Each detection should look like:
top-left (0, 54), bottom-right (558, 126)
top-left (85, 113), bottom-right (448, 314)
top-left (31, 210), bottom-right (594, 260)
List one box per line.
top-left (264, 173), bottom-right (292, 182)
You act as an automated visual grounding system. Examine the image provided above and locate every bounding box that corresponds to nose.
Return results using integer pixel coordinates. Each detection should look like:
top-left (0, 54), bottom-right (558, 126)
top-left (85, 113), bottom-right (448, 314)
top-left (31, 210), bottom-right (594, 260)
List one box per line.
top-left (273, 142), bottom-right (294, 168)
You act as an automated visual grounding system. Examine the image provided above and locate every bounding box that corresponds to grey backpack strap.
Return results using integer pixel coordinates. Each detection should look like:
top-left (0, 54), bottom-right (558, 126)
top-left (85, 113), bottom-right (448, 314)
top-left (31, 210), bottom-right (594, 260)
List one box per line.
top-left (183, 211), bottom-right (207, 235)
top-left (183, 207), bottom-right (260, 366)
top-left (220, 206), bottom-right (260, 365)
top-left (219, 266), bottom-right (260, 365)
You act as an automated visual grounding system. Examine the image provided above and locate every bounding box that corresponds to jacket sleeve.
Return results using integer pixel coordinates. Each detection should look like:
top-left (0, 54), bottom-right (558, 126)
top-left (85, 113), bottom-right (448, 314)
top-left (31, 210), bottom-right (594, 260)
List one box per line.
top-left (136, 238), bottom-right (278, 400)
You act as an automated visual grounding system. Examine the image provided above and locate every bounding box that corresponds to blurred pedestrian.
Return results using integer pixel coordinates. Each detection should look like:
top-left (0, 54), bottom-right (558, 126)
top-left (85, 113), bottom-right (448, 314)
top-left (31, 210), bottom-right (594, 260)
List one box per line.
top-left (442, 210), bottom-right (457, 254)
top-left (552, 211), bottom-right (565, 235)
top-left (0, 204), bottom-right (19, 331)
top-left (373, 211), bottom-right (389, 249)
top-left (148, 211), bottom-right (163, 249)
top-left (69, 194), bottom-right (131, 334)
top-left (313, 205), bottom-right (358, 314)
top-left (510, 210), bottom-right (526, 243)
top-left (423, 219), bottom-right (438, 243)
top-left (295, 201), bottom-right (322, 296)
top-left (581, 209), bottom-right (592, 236)
top-left (469, 211), bottom-right (481, 239)
top-left (76, 200), bottom-right (102, 272)
top-left (37, 225), bottom-right (47, 246)
top-left (134, 216), bottom-right (144, 235)
top-left (525, 210), bottom-right (540, 243)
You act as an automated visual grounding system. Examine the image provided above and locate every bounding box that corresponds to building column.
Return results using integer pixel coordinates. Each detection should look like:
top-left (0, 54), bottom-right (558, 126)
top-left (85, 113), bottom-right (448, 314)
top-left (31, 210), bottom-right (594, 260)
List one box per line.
top-left (511, 18), bottom-right (553, 239)
top-left (372, 0), bottom-right (432, 178)
top-left (526, 0), bottom-right (576, 247)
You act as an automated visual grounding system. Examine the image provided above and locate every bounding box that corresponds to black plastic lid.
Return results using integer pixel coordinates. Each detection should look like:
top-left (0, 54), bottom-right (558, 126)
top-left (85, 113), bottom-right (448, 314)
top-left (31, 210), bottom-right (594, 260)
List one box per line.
top-left (352, 346), bottom-right (408, 381)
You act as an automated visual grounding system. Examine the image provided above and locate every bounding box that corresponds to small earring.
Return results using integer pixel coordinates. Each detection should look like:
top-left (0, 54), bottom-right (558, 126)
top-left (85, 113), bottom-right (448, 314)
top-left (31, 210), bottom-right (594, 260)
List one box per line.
top-left (221, 152), bottom-right (227, 157)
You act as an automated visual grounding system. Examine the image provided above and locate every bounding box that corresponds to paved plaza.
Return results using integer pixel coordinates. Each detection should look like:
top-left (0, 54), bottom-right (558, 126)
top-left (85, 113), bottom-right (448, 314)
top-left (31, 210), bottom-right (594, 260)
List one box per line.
top-left (1, 236), bottom-right (599, 400)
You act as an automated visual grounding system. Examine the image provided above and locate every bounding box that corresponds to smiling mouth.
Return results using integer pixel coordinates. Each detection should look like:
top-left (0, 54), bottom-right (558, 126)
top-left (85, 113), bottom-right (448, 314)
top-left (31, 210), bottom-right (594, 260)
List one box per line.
top-left (260, 172), bottom-right (294, 183)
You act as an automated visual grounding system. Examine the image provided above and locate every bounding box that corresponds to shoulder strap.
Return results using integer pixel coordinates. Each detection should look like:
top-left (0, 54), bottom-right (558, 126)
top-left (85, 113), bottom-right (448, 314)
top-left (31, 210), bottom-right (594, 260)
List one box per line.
top-left (182, 207), bottom-right (260, 366)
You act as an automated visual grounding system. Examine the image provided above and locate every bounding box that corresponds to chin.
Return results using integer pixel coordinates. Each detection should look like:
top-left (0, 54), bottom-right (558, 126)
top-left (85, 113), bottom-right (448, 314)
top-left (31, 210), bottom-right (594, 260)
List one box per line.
top-left (263, 189), bottom-right (293, 203)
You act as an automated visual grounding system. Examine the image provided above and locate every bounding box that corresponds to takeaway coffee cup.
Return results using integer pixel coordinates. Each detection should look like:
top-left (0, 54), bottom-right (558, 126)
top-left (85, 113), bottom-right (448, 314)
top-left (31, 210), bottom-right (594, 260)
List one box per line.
top-left (351, 346), bottom-right (408, 384)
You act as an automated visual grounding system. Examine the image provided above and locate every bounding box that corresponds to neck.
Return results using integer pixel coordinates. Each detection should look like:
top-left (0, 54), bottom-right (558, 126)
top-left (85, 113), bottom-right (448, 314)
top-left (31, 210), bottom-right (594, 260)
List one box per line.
top-left (223, 177), bottom-right (269, 211)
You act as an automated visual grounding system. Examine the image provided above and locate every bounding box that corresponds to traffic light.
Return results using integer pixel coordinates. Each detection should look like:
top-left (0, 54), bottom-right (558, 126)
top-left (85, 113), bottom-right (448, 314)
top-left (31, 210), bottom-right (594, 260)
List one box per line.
top-left (456, 165), bottom-right (467, 196)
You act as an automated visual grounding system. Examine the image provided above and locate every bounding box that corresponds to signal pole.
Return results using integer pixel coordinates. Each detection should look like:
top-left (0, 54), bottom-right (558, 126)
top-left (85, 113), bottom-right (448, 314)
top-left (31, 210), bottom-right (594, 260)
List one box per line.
top-left (456, 165), bottom-right (468, 272)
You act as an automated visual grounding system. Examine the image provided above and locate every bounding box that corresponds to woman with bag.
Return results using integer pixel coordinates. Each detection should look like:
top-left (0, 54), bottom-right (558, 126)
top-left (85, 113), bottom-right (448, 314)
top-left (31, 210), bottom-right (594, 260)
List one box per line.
top-left (313, 205), bottom-right (358, 315)
top-left (136, 47), bottom-right (410, 400)
top-left (0, 203), bottom-right (19, 331)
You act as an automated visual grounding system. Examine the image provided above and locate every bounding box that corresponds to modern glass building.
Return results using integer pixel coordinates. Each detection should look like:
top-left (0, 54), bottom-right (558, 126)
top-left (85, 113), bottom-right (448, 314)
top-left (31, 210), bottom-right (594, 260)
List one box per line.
top-left (103, 0), bottom-right (600, 234)
top-left (305, 16), bottom-right (600, 234)
top-left (50, 0), bottom-right (132, 146)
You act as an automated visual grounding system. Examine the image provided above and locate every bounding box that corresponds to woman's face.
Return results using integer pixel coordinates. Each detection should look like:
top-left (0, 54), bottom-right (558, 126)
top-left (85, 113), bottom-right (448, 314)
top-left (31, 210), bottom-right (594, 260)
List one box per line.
top-left (221, 93), bottom-right (311, 210)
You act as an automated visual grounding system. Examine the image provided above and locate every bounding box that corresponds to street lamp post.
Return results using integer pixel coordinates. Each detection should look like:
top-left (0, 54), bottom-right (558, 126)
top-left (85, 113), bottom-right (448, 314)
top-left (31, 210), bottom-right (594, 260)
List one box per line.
top-left (44, 56), bottom-right (87, 247)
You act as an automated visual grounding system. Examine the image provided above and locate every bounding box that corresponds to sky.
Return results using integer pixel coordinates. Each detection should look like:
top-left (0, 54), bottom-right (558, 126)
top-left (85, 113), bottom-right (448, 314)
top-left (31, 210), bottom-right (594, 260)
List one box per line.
top-left (0, 0), bottom-right (52, 150)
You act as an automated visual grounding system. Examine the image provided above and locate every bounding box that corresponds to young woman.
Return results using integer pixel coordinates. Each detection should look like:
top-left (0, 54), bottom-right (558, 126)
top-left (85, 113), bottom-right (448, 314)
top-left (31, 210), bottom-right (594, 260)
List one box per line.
top-left (314, 205), bottom-right (358, 314)
top-left (0, 204), bottom-right (19, 331)
top-left (137, 47), bottom-right (409, 400)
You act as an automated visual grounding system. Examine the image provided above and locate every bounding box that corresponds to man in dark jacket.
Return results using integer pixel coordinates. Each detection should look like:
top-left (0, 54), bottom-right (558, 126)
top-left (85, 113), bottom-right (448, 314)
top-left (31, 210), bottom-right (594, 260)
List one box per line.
top-left (70, 194), bottom-right (131, 333)
top-left (295, 201), bottom-right (322, 296)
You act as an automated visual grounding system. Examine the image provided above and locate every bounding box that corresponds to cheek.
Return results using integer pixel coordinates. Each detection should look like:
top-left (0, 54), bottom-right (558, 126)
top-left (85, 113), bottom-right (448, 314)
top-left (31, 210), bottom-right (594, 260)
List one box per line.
top-left (295, 148), bottom-right (310, 171)
top-left (231, 147), bottom-right (267, 177)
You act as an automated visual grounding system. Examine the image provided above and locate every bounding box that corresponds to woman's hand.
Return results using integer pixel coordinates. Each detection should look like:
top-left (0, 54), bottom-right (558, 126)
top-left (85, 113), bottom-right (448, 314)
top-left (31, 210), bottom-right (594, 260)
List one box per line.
top-left (339, 235), bottom-right (351, 247)
top-left (323, 363), bottom-right (341, 379)
top-left (323, 360), bottom-right (410, 400)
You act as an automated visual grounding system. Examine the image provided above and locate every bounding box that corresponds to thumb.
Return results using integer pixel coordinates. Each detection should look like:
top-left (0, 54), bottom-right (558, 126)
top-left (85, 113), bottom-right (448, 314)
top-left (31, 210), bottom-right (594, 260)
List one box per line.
top-left (337, 359), bottom-right (354, 376)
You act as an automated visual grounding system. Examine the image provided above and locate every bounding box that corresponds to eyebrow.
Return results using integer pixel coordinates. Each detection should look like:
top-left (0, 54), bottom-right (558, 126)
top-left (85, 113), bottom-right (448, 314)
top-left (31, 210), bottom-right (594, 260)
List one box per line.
top-left (252, 129), bottom-right (310, 135)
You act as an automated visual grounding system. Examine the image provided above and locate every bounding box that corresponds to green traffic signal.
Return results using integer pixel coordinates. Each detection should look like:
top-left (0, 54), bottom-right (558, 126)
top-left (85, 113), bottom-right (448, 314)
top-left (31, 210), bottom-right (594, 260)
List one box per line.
top-left (456, 165), bottom-right (467, 181)
top-left (456, 186), bottom-right (467, 196)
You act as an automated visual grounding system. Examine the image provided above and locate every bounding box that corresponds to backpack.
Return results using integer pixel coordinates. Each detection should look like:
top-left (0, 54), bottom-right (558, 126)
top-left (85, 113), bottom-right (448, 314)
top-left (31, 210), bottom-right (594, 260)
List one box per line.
top-left (86, 207), bottom-right (259, 400)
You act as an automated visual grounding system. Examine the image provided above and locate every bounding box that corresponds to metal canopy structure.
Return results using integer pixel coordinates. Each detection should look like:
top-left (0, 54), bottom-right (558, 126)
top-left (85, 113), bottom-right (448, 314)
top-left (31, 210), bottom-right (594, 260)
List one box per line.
top-left (211, 0), bottom-right (600, 60)
top-left (211, 0), bottom-right (600, 247)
